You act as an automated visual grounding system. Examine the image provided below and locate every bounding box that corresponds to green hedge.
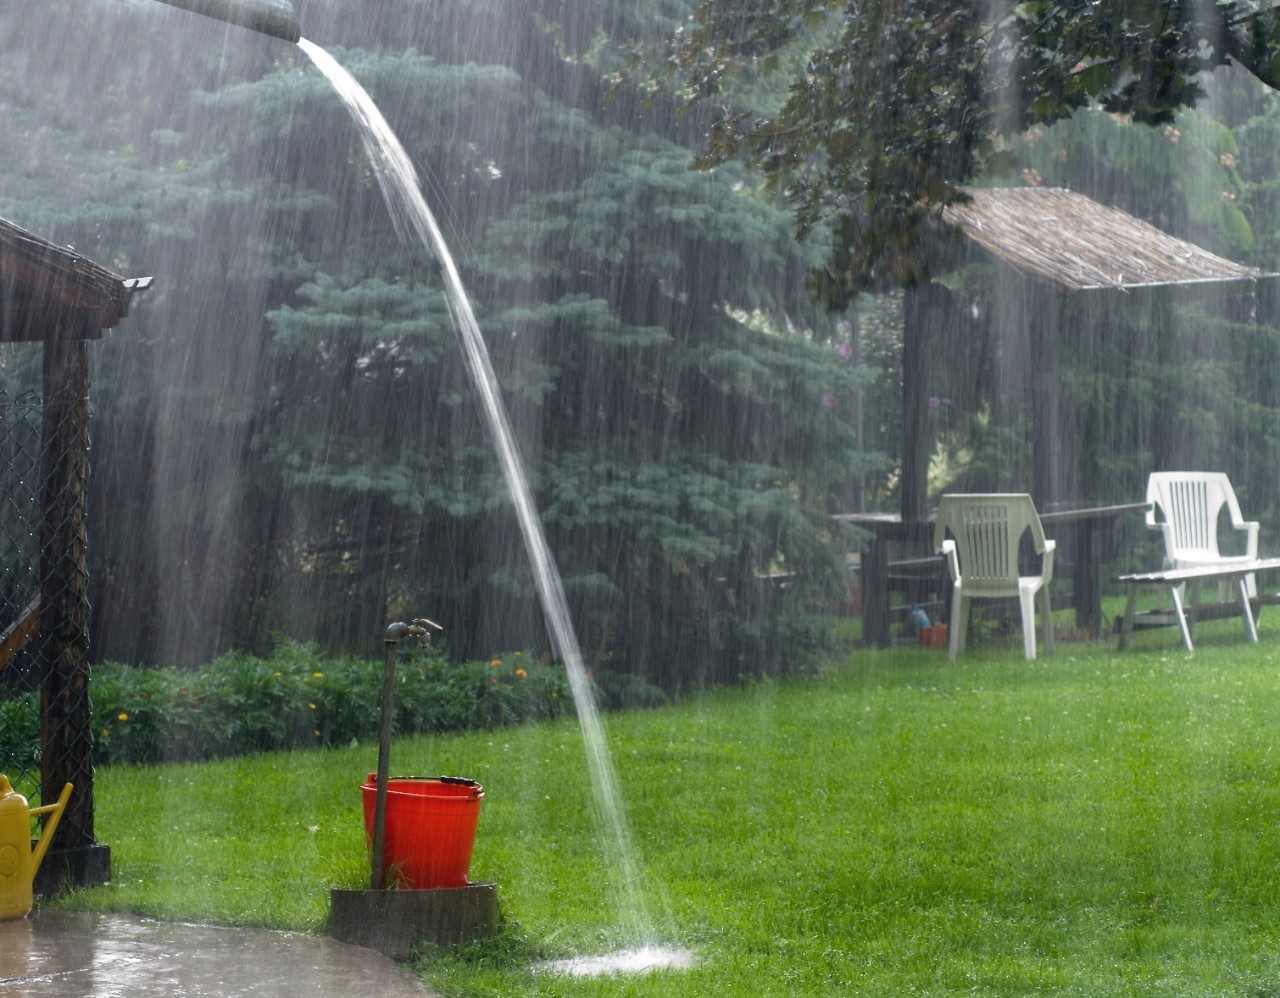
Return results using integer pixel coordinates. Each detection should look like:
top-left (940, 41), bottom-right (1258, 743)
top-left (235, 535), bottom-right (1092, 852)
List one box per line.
top-left (89, 639), bottom-right (574, 766)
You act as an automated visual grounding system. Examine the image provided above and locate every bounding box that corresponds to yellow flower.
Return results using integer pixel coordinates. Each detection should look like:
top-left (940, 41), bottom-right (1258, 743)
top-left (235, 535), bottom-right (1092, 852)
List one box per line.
top-left (312, 672), bottom-right (324, 678)
top-left (308, 703), bottom-right (316, 710)
top-left (117, 712), bottom-right (128, 721)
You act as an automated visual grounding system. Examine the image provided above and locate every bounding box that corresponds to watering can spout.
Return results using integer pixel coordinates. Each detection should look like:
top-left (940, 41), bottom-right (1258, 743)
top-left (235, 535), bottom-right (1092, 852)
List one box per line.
top-left (29, 782), bottom-right (73, 875)
top-left (150, 0), bottom-right (302, 43)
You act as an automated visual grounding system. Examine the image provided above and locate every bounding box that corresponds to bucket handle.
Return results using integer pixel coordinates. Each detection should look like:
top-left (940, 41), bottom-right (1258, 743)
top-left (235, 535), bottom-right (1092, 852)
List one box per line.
top-left (438, 775), bottom-right (481, 788)
top-left (366, 774), bottom-right (481, 789)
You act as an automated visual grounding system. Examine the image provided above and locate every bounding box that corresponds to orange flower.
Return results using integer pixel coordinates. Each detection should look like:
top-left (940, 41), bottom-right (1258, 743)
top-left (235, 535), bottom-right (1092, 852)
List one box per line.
top-left (490, 658), bottom-right (502, 667)
top-left (516, 668), bottom-right (527, 679)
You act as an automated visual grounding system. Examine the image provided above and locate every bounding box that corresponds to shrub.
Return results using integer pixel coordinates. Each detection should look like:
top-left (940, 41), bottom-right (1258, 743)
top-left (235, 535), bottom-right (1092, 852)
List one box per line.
top-left (91, 638), bottom-right (573, 766)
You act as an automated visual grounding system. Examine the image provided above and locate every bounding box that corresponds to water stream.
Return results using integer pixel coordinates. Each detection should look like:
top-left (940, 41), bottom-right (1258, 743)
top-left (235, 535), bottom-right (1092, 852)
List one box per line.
top-left (297, 39), bottom-right (674, 959)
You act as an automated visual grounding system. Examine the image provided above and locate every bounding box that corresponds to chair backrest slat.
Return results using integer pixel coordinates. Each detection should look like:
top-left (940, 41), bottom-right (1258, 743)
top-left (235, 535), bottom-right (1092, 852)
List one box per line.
top-left (1167, 479), bottom-right (1211, 551)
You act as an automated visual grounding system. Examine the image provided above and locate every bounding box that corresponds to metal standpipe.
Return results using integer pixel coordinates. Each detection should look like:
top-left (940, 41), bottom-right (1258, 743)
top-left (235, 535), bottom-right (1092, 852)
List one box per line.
top-left (149, 0), bottom-right (302, 43)
top-left (330, 633), bottom-right (494, 958)
top-left (370, 618), bottom-right (442, 891)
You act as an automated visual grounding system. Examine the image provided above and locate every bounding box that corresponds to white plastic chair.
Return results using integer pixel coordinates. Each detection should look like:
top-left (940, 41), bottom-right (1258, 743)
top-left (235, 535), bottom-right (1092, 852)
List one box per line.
top-left (934, 494), bottom-right (1055, 661)
top-left (1145, 472), bottom-right (1259, 599)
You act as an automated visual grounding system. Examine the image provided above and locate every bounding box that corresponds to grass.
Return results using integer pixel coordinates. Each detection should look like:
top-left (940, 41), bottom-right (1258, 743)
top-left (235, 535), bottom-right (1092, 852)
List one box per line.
top-left (51, 616), bottom-right (1280, 995)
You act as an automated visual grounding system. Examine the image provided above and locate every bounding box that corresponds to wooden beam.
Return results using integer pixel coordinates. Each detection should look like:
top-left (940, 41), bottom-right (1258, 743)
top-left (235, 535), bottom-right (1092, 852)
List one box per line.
top-left (0, 597), bottom-right (39, 671)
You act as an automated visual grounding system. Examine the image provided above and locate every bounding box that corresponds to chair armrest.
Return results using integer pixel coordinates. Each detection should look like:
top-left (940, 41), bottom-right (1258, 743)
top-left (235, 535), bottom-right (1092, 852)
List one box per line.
top-left (1236, 520), bottom-right (1260, 559)
top-left (938, 538), bottom-right (960, 581)
top-left (1042, 538), bottom-right (1055, 582)
top-left (1222, 489), bottom-right (1259, 557)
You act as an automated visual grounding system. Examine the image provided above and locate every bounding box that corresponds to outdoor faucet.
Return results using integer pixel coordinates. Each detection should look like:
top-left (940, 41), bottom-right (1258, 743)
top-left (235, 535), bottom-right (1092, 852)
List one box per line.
top-left (384, 618), bottom-right (443, 649)
top-left (150, 0), bottom-right (302, 43)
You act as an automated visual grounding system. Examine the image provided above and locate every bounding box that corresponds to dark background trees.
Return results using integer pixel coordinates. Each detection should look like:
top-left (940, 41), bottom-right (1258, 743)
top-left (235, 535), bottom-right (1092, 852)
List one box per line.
top-left (6, 1), bottom-right (1280, 688)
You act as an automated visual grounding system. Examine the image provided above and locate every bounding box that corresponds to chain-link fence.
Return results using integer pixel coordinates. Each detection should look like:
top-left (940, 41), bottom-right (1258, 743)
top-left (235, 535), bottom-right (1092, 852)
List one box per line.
top-left (0, 385), bottom-right (96, 844)
top-left (1, 390), bottom-right (45, 797)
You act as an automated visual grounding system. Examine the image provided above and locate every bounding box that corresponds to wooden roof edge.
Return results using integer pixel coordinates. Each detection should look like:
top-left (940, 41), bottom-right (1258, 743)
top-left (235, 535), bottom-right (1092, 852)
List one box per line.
top-left (1075, 273), bottom-right (1279, 292)
top-left (936, 187), bottom-right (1277, 293)
top-left (0, 215), bottom-right (153, 334)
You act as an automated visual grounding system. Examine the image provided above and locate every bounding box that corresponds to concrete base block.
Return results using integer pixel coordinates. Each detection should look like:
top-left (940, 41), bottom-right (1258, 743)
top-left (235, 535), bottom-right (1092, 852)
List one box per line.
top-left (328, 883), bottom-right (498, 961)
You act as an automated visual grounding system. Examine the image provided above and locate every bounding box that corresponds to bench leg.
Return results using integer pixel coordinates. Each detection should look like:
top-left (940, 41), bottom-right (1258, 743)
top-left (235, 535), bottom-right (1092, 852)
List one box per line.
top-left (1237, 576), bottom-right (1259, 643)
top-left (1170, 584), bottom-right (1194, 652)
top-left (1119, 586), bottom-right (1138, 651)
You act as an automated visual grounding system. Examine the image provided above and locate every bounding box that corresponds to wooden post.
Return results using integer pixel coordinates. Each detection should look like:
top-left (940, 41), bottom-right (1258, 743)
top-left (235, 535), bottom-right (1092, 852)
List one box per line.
top-left (1030, 285), bottom-right (1060, 506)
top-left (39, 316), bottom-right (95, 853)
top-left (900, 285), bottom-right (930, 523)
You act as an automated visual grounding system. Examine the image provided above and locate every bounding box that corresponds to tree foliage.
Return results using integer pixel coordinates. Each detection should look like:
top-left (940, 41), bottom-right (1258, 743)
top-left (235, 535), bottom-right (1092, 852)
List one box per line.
top-left (666, 0), bottom-right (1280, 302)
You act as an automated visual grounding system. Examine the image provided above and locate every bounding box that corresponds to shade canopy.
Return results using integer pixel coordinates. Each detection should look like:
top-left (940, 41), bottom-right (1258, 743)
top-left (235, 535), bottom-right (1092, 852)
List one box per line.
top-left (0, 216), bottom-right (151, 341)
top-left (893, 187), bottom-right (1278, 522)
top-left (939, 186), bottom-right (1274, 293)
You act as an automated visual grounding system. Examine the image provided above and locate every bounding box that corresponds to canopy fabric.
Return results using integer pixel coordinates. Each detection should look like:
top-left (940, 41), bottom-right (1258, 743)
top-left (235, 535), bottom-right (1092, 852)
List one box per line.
top-left (939, 187), bottom-right (1274, 294)
top-left (0, 215), bottom-right (150, 340)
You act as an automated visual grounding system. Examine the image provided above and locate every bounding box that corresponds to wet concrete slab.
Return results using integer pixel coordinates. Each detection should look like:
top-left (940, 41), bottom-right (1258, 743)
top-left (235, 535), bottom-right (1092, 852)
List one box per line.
top-left (0, 909), bottom-right (440, 997)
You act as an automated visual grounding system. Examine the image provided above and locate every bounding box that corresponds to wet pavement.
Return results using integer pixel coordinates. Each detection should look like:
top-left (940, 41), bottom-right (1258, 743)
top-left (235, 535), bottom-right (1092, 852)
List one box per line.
top-left (0, 909), bottom-right (439, 997)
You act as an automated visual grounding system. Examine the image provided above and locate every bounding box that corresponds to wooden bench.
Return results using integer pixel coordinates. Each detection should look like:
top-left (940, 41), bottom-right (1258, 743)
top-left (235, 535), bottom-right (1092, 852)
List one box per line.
top-left (1116, 558), bottom-right (1280, 652)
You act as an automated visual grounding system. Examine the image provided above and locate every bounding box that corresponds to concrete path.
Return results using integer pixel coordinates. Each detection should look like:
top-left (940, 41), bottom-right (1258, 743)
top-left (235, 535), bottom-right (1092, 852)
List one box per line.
top-left (0, 909), bottom-right (439, 997)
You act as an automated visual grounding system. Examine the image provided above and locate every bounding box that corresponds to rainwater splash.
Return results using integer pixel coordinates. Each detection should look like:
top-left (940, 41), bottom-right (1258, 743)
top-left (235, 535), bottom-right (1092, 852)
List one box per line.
top-left (296, 38), bottom-right (658, 949)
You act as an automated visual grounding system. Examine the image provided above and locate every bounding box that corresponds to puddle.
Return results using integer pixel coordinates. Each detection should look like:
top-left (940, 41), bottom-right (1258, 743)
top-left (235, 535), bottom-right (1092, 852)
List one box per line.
top-left (0, 910), bottom-right (437, 997)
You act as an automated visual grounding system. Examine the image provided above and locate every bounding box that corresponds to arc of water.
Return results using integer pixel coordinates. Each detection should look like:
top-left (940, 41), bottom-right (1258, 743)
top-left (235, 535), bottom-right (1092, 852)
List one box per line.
top-left (297, 39), bottom-right (650, 942)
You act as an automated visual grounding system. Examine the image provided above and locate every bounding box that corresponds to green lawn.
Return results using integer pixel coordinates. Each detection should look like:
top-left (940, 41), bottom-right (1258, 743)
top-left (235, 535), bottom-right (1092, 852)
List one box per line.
top-left (57, 619), bottom-right (1280, 995)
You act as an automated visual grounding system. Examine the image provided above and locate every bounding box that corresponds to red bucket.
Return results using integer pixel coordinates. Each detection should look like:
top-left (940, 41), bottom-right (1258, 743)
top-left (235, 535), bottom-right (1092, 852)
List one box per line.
top-left (361, 775), bottom-right (483, 889)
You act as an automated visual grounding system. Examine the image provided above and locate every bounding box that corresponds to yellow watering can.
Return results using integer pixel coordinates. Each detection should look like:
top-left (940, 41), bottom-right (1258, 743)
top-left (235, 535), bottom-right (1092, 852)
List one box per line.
top-left (0, 775), bottom-right (72, 920)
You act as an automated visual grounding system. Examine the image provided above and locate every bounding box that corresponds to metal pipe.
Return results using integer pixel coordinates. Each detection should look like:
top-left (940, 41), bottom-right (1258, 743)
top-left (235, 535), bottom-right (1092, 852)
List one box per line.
top-left (150, 0), bottom-right (301, 43)
top-left (369, 631), bottom-right (399, 891)
top-left (370, 618), bottom-right (443, 890)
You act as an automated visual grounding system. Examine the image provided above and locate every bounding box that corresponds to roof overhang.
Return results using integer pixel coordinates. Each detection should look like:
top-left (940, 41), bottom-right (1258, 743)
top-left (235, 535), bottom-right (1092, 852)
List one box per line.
top-left (939, 187), bottom-right (1276, 294)
top-left (0, 216), bottom-right (152, 342)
